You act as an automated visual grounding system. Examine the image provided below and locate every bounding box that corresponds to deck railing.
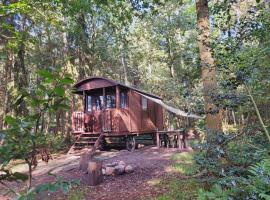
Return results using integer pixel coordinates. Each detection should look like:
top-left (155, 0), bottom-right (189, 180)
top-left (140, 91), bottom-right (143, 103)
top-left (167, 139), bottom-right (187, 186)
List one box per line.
top-left (72, 110), bottom-right (112, 133)
top-left (72, 111), bottom-right (84, 133)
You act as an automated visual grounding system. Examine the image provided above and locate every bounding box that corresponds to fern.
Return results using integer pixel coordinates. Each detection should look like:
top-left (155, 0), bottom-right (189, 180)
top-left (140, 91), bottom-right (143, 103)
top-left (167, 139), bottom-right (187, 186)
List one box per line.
top-left (247, 159), bottom-right (270, 200)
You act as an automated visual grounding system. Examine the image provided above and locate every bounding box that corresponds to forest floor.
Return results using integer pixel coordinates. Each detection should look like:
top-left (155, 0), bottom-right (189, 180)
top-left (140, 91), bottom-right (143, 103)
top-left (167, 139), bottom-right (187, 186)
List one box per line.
top-left (0, 146), bottom-right (201, 200)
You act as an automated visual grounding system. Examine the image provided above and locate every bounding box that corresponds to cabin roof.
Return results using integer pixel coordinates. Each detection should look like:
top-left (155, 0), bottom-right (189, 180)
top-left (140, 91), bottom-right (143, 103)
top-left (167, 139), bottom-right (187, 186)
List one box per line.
top-left (73, 76), bottom-right (162, 100)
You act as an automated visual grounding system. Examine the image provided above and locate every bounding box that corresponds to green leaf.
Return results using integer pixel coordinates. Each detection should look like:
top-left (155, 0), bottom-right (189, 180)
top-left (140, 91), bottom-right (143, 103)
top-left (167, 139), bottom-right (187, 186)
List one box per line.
top-left (71, 179), bottom-right (80, 186)
top-left (4, 116), bottom-right (17, 126)
top-left (61, 182), bottom-right (70, 194)
top-left (35, 184), bottom-right (49, 193)
top-left (38, 69), bottom-right (55, 82)
top-left (55, 86), bottom-right (65, 97)
top-left (60, 77), bottom-right (73, 85)
top-left (48, 183), bottom-right (58, 193)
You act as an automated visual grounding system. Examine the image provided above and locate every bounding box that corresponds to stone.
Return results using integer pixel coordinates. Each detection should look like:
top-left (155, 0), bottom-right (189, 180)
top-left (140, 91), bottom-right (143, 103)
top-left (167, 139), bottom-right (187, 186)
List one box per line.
top-left (112, 161), bottom-right (119, 166)
top-left (119, 161), bottom-right (126, 166)
top-left (105, 162), bottom-right (118, 167)
top-left (114, 165), bottom-right (125, 175)
top-left (105, 166), bottom-right (115, 176)
top-left (120, 150), bottom-right (128, 152)
top-left (102, 168), bottom-right (106, 175)
top-left (124, 165), bottom-right (134, 173)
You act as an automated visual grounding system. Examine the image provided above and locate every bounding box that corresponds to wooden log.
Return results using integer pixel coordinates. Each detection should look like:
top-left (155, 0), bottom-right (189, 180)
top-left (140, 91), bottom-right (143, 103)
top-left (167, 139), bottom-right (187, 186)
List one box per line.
top-left (79, 153), bottom-right (89, 171)
top-left (79, 134), bottom-right (104, 171)
top-left (82, 160), bottom-right (103, 186)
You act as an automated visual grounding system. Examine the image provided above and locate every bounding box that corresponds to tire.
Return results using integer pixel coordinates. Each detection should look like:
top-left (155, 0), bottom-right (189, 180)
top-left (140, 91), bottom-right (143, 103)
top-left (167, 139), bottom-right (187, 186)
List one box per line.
top-left (99, 137), bottom-right (107, 150)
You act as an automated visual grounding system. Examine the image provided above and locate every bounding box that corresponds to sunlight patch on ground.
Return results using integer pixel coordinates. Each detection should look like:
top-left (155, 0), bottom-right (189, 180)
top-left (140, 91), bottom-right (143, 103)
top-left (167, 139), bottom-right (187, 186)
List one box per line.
top-left (164, 166), bottom-right (173, 173)
top-left (153, 151), bottom-right (203, 200)
top-left (147, 178), bottom-right (161, 186)
top-left (169, 151), bottom-right (199, 176)
top-left (154, 179), bottom-right (204, 200)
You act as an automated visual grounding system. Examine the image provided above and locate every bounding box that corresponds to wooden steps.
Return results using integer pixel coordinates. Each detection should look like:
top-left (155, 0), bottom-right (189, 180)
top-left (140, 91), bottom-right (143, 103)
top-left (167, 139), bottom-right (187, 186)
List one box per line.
top-left (68, 132), bottom-right (103, 154)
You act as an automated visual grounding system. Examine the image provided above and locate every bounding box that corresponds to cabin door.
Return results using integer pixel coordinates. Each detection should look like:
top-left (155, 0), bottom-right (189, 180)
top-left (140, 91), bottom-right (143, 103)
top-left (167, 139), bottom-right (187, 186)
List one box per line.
top-left (103, 110), bottom-right (112, 132)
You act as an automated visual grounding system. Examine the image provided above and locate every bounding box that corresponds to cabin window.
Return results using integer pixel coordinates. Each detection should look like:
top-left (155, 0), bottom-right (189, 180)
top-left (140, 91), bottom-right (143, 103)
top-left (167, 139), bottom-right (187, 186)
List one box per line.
top-left (106, 93), bottom-right (116, 108)
top-left (86, 94), bottom-right (104, 111)
top-left (120, 91), bottom-right (128, 108)
top-left (142, 97), bottom-right (148, 111)
top-left (86, 95), bottom-right (92, 112)
top-left (93, 95), bottom-right (103, 110)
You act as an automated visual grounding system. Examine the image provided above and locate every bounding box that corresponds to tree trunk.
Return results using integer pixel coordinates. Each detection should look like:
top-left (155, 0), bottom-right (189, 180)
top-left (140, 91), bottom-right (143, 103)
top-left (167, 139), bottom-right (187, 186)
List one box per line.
top-left (195, 0), bottom-right (222, 132)
top-left (121, 51), bottom-right (129, 85)
top-left (3, 49), bottom-right (13, 128)
top-left (13, 16), bottom-right (28, 116)
top-left (166, 36), bottom-right (175, 78)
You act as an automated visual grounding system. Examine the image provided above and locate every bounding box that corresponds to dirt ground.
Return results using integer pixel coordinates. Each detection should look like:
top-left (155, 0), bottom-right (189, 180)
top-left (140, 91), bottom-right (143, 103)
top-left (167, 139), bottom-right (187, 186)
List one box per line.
top-left (0, 146), bottom-right (186, 200)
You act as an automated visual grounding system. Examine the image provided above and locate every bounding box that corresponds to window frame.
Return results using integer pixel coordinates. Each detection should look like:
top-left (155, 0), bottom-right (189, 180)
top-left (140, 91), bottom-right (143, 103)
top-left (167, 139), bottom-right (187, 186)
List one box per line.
top-left (86, 95), bottom-right (92, 112)
top-left (141, 96), bottom-right (148, 111)
top-left (85, 89), bottom-right (104, 112)
top-left (120, 90), bottom-right (128, 109)
top-left (106, 92), bottom-right (116, 109)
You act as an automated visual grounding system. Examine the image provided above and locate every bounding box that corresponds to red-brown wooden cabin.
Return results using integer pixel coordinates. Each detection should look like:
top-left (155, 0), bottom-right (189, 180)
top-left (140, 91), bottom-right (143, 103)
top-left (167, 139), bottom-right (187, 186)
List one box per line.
top-left (71, 77), bottom-right (164, 151)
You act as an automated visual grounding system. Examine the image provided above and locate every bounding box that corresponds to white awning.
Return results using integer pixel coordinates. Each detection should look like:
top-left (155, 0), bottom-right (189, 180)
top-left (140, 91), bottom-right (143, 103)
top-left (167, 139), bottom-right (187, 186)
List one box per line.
top-left (137, 92), bottom-right (204, 119)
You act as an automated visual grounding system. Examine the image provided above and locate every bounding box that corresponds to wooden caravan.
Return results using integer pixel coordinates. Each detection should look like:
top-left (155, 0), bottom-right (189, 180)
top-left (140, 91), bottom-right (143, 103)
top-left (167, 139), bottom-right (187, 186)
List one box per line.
top-left (71, 77), bottom-right (164, 151)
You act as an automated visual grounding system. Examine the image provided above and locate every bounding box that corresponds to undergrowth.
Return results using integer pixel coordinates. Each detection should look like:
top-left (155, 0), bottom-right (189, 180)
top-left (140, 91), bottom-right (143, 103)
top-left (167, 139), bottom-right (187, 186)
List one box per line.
top-left (154, 151), bottom-right (205, 200)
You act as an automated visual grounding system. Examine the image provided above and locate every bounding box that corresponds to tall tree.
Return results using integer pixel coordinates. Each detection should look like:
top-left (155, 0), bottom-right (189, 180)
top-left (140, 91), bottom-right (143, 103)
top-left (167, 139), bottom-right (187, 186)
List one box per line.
top-left (195, 0), bottom-right (222, 132)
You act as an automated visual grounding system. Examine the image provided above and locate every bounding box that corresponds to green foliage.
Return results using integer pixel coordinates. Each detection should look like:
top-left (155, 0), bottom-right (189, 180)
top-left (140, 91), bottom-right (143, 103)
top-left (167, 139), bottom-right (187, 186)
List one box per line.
top-left (198, 159), bottom-right (270, 200)
top-left (156, 179), bottom-right (204, 200)
top-left (247, 159), bottom-right (270, 199)
top-left (1, 0), bottom-right (270, 199)
top-left (17, 173), bottom-right (80, 200)
top-left (67, 189), bottom-right (86, 200)
top-left (0, 69), bottom-right (73, 193)
top-left (198, 184), bottom-right (229, 200)
top-left (171, 152), bottom-right (199, 176)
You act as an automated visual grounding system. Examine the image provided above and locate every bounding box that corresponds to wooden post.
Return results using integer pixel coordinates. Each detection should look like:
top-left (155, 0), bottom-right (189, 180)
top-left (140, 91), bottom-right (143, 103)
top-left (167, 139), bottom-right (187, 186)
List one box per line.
top-left (82, 91), bottom-right (86, 132)
top-left (156, 131), bottom-right (160, 148)
top-left (83, 91), bottom-right (86, 112)
top-left (102, 88), bottom-right (106, 131)
top-left (102, 88), bottom-right (106, 110)
top-left (116, 85), bottom-right (120, 109)
top-left (166, 134), bottom-right (169, 148)
top-left (178, 131), bottom-right (181, 149)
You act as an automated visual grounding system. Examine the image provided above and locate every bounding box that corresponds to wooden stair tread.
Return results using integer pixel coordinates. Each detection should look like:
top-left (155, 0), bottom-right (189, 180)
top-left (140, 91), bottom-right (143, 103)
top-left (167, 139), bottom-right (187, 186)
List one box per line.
top-left (75, 141), bottom-right (96, 144)
top-left (80, 136), bottom-right (99, 138)
top-left (80, 138), bottom-right (99, 140)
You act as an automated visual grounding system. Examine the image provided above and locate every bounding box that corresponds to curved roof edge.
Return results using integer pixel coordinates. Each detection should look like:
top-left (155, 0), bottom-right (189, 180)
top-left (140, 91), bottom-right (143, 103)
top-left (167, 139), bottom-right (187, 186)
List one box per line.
top-left (73, 76), bottom-right (162, 100)
top-left (73, 76), bottom-right (117, 88)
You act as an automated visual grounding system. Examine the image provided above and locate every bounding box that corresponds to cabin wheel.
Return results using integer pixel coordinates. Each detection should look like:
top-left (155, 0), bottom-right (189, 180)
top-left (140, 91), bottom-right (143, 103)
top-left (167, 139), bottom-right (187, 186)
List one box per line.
top-left (126, 136), bottom-right (136, 151)
top-left (99, 137), bottom-right (107, 150)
